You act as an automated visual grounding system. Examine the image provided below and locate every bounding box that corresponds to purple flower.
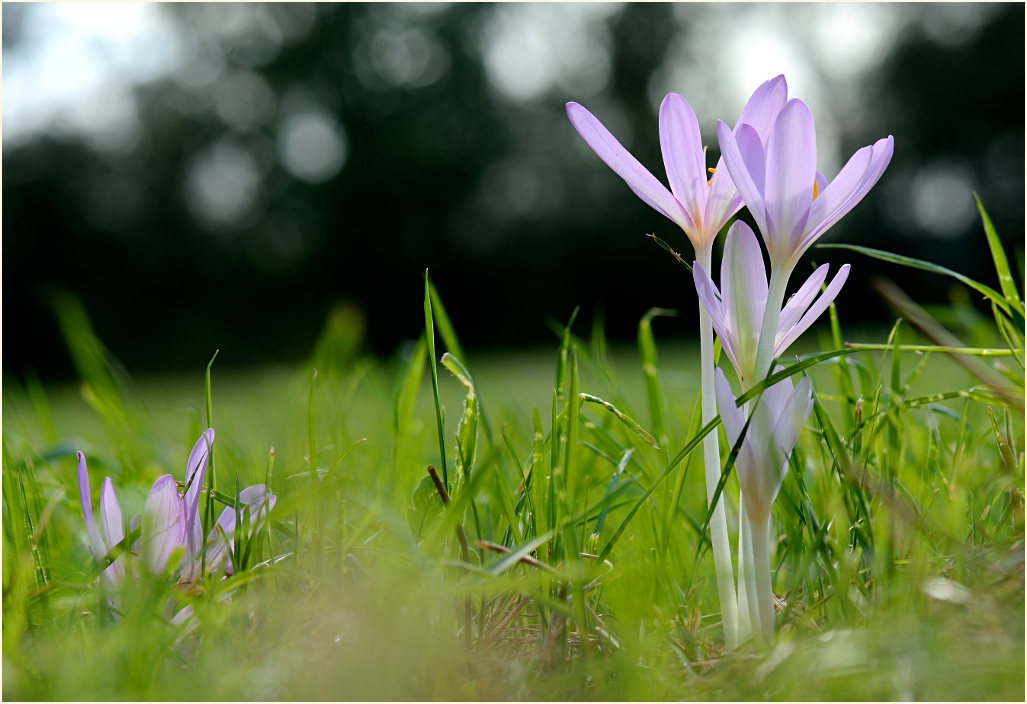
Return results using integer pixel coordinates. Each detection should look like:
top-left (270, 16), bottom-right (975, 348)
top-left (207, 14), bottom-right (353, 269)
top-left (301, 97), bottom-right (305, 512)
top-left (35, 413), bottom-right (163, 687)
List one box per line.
top-left (714, 368), bottom-right (813, 527)
top-left (77, 429), bottom-right (276, 586)
top-left (140, 429), bottom-right (215, 575)
top-left (76, 451), bottom-right (127, 587)
top-left (566, 76), bottom-right (788, 253)
top-left (693, 222), bottom-right (849, 384)
top-left (716, 99), bottom-right (893, 273)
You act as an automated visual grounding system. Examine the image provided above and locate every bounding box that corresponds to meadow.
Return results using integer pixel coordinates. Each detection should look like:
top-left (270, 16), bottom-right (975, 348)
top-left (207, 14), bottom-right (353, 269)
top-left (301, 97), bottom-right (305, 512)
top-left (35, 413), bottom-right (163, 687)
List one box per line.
top-left (2, 226), bottom-right (1024, 699)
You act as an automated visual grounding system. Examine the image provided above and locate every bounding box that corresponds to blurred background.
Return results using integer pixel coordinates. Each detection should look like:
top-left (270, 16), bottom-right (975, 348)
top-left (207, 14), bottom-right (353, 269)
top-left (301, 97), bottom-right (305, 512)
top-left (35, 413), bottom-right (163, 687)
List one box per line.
top-left (3, 2), bottom-right (1023, 381)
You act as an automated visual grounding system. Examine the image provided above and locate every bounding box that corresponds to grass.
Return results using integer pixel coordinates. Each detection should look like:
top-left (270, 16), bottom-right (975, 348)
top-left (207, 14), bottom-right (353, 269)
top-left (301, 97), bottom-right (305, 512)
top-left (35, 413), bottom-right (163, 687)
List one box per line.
top-left (3, 236), bottom-right (1024, 700)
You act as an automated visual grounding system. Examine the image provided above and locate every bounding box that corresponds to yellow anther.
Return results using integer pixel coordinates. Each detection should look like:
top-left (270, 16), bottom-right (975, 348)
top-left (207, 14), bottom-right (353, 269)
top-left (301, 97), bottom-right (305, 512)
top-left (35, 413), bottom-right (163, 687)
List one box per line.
top-left (812, 178), bottom-right (819, 201)
top-left (707, 167), bottom-right (716, 174)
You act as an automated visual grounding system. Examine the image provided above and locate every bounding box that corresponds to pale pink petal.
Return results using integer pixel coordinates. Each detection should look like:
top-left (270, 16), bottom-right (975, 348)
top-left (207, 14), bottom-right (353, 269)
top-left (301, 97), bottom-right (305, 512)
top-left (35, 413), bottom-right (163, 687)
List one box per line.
top-left (713, 369), bottom-right (745, 448)
top-left (714, 369), bottom-right (761, 505)
top-left (769, 376), bottom-right (813, 460)
top-left (721, 222), bottom-right (767, 373)
top-left (142, 475), bottom-right (187, 574)
top-left (717, 120), bottom-right (768, 236)
top-left (734, 74), bottom-right (789, 141)
top-left (764, 100), bottom-right (816, 260)
top-left (659, 93), bottom-right (708, 219)
top-left (814, 171), bottom-right (828, 199)
top-left (703, 157), bottom-right (744, 235)
top-left (776, 263), bottom-right (830, 341)
top-left (76, 451), bottom-right (106, 560)
top-left (183, 429), bottom-right (214, 557)
top-left (800, 136), bottom-right (894, 256)
top-left (99, 478), bottom-right (126, 584)
top-left (805, 147), bottom-right (873, 234)
top-left (694, 262), bottom-right (742, 374)
top-left (566, 102), bottom-right (695, 232)
top-left (774, 265), bottom-right (850, 356)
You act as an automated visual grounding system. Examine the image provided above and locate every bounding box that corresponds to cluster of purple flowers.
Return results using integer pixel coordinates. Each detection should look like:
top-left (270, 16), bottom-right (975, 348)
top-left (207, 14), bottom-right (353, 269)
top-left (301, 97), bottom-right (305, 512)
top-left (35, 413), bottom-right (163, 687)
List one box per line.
top-left (77, 429), bottom-right (276, 616)
top-left (567, 76), bottom-right (892, 644)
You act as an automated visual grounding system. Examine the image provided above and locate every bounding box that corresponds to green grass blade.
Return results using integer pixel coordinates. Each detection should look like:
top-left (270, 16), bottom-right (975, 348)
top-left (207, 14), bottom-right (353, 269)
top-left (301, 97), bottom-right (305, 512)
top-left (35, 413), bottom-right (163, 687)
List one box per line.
top-left (735, 348), bottom-right (862, 405)
top-left (638, 308), bottom-right (677, 450)
top-left (424, 269), bottom-right (449, 490)
top-left (974, 192), bottom-right (1024, 316)
top-left (819, 242), bottom-right (1012, 316)
top-left (598, 416), bottom-right (718, 562)
top-left (580, 393), bottom-right (659, 449)
top-left (646, 233), bottom-right (693, 273)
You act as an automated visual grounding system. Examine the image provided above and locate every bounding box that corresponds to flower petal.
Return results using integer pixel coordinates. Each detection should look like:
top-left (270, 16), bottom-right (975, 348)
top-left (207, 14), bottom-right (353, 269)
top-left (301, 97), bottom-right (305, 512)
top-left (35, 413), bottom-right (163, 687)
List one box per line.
top-left (694, 261), bottom-right (742, 375)
top-left (734, 74), bottom-right (789, 141)
top-left (764, 99), bottom-right (816, 262)
top-left (76, 451), bottom-right (106, 560)
top-left (800, 136), bottom-right (894, 256)
top-left (721, 222), bottom-right (767, 378)
top-left (774, 264), bottom-right (850, 356)
top-left (717, 120), bottom-right (768, 236)
top-left (775, 263), bottom-right (830, 344)
top-left (703, 158), bottom-right (744, 236)
top-left (566, 102), bottom-right (694, 232)
top-left (770, 376), bottom-right (813, 460)
top-left (99, 477), bottom-right (124, 550)
top-left (713, 369), bottom-right (745, 448)
top-left (659, 93), bottom-right (707, 222)
top-left (100, 478), bottom-right (126, 584)
top-left (183, 429), bottom-right (214, 554)
top-left (805, 146), bottom-right (873, 235)
top-left (142, 474), bottom-right (187, 574)
top-left (715, 370), bottom-right (761, 508)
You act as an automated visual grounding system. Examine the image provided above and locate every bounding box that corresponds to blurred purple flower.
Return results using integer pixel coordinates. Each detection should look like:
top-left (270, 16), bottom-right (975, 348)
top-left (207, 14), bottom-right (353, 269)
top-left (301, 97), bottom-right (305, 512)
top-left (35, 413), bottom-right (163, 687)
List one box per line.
top-left (693, 222), bottom-right (849, 384)
top-left (566, 75), bottom-right (788, 253)
top-left (716, 99), bottom-right (893, 273)
top-left (76, 428), bottom-right (276, 590)
top-left (77, 451), bottom-right (127, 587)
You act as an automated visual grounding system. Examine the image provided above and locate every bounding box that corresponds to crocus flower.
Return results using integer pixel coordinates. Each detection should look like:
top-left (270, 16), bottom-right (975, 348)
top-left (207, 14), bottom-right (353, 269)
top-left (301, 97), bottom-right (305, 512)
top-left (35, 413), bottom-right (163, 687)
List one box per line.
top-left (77, 451), bottom-right (127, 586)
top-left (693, 221), bottom-right (849, 385)
top-left (714, 368), bottom-right (812, 528)
top-left (566, 75), bottom-right (788, 253)
top-left (201, 484), bottom-right (277, 576)
top-left (716, 99), bottom-right (893, 274)
top-left (140, 428), bottom-right (215, 577)
top-left (715, 366), bottom-right (813, 641)
top-left (77, 429), bottom-right (276, 585)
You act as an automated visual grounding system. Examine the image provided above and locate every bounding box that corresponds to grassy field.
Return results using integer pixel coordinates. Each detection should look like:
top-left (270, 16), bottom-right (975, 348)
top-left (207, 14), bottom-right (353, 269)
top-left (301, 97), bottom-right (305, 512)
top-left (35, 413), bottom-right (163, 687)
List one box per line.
top-left (3, 284), bottom-right (1024, 700)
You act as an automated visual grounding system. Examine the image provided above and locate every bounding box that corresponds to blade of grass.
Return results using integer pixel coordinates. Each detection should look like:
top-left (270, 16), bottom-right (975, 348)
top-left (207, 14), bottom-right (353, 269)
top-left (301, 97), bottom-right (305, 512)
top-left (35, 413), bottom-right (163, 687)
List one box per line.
top-left (819, 243), bottom-right (1012, 316)
top-left (580, 393), bottom-right (659, 449)
top-left (974, 192), bottom-right (1024, 316)
top-left (424, 270), bottom-right (449, 490)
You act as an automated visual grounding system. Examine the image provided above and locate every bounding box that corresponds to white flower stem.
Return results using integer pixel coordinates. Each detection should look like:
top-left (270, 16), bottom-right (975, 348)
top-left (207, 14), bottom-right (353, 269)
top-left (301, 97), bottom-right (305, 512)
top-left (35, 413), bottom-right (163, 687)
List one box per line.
top-left (751, 265), bottom-right (792, 388)
top-left (696, 243), bottom-right (738, 650)
top-left (736, 501), bottom-right (758, 644)
top-left (741, 263), bottom-right (792, 644)
top-left (749, 511), bottom-right (776, 643)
